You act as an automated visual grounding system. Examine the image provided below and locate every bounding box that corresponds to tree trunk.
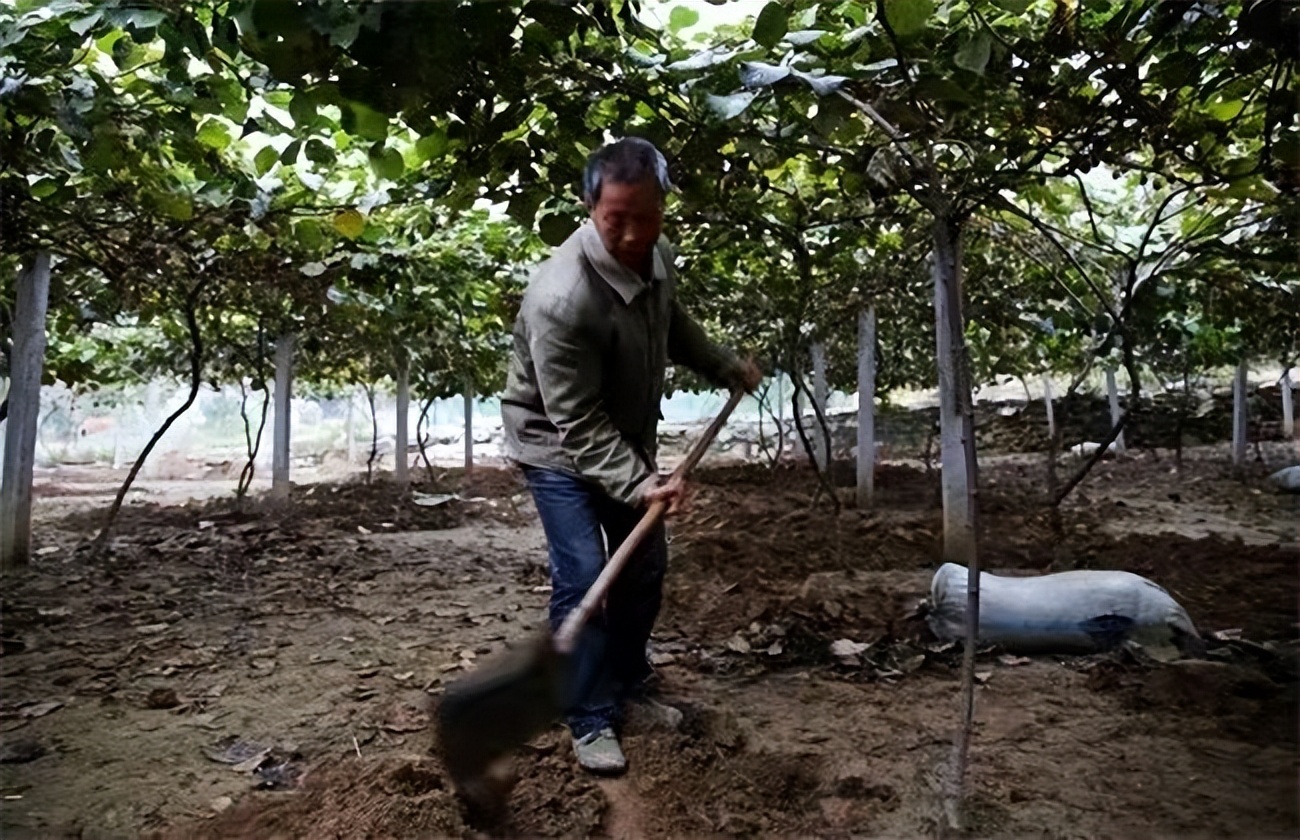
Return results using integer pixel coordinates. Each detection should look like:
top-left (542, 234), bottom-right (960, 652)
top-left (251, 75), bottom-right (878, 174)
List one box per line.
top-left (463, 380), bottom-right (474, 476)
top-left (93, 279), bottom-right (207, 551)
top-left (856, 308), bottom-right (877, 508)
top-left (810, 342), bottom-right (828, 471)
top-left (394, 354), bottom-right (411, 487)
top-left (790, 369), bottom-right (840, 510)
top-left (1281, 369), bottom-right (1294, 439)
top-left (776, 373), bottom-right (786, 458)
top-left (271, 334), bottom-right (295, 500)
top-left (236, 378), bottom-right (271, 501)
top-left (932, 221), bottom-right (976, 565)
top-left (416, 396), bottom-right (437, 484)
top-left (364, 383), bottom-right (379, 484)
top-left (1043, 375), bottom-right (1056, 440)
top-left (1, 253), bottom-right (51, 570)
top-left (1105, 369), bottom-right (1126, 454)
top-left (346, 389), bottom-right (357, 466)
top-left (1175, 364), bottom-right (1189, 473)
top-left (932, 215), bottom-right (981, 834)
top-left (1232, 360), bottom-right (1248, 466)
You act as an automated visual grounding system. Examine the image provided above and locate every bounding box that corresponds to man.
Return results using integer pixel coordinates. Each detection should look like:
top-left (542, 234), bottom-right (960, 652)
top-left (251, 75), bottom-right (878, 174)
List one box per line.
top-left (501, 137), bottom-right (761, 774)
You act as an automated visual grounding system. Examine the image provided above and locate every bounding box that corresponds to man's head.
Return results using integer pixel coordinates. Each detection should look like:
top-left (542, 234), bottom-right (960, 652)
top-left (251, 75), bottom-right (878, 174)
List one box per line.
top-left (583, 138), bottom-right (672, 272)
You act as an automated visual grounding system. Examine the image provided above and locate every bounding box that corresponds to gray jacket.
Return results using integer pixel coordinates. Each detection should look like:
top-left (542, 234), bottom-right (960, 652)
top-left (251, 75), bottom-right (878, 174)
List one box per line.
top-left (501, 222), bottom-right (742, 504)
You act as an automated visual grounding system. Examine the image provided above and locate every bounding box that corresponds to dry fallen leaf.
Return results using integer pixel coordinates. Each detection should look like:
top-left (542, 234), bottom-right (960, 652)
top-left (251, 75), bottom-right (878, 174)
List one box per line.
top-left (20, 701), bottom-right (63, 719)
top-left (381, 703), bottom-right (430, 733)
top-left (134, 624), bottom-right (170, 635)
top-left (725, 634), bottom-right (752, 654)
top-left (899, 654), bottom-right (926, 674)
top-left (829, 639), bottom-right (868, 658)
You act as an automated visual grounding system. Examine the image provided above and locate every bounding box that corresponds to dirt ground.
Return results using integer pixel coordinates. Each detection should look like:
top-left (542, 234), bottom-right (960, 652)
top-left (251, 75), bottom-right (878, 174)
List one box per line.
top-left (1, 441), bottom-right (1297, 840)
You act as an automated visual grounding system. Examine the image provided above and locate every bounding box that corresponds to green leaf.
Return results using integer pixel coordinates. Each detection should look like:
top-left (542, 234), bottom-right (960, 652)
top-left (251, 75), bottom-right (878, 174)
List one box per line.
top-left (1205, 98), bottom-right (1245, 121)
top-left (294, 218), bottom-right (326, 251)
top-left (333, 208), bottom-right (366, 239)
top-left (912, 76), bottom-right (977, 105)
top-left (342, 101), bottom-right (389, 142)
top-left (30, 178), bottom-right (59, 198)
top-left (954, 32), bottom-right (992, 74)
top-left (1214, 175), bottom-right (1272, 201)
top-left (668, 5), bottom-right (699, 33)
top-left (305, 138), bottom-right (336, 165)
top-left (196, 118), bottom-right (232, 150)
top-left (95, 29), bottom-right (125, 53)
top-left (739, 61), bottom-right (791, 88)
top-left (752, 2), bottom-right (788, 49)
top-left (280, 140), bottom-right (301, 164)
top-left (154, 191), bottom-right (193, 221)
top-left (121, 9), bottom-right (168, 29)
top-left (785, 29), bottom-right (827, 46)
top-left (70, 11), bottom-right (102, 36)
top-left (289, 92), bottom-right (316, 128)
top-left (992, 0), bottom-right (1030, 12)
top-left (707, 91), bottom-right (759, 120)
top-left (538, 213), bottom-right (579, 246)
top-left (881, 0), bottom-right (933, 37)
top-left (1274, 132), bottom-right (1300, 167)
top-left (254, 145), bottom-right (278, 175)
top-left (794, 4), bottom-right (820, 28)
top-left (506, 188), bottom-right (544, 227)
top-left (368, 143), bottom-right (404, 181)
top-left (416, 130), bottom-right (448, 162)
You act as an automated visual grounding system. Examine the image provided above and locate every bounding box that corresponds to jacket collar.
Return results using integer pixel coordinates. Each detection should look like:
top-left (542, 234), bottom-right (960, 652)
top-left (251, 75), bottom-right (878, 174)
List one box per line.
top-left (577, 222), bottom-right (669, 305)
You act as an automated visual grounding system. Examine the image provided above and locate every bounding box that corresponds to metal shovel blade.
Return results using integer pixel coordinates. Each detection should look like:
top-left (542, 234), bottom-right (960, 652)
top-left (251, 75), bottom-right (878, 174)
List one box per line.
top-left (436, 633), bottom-right (568, 800)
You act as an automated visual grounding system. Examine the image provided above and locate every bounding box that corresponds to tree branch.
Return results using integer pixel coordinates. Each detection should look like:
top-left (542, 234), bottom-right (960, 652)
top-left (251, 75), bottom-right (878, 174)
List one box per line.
top-left (1071, 172), bottom-right (1106, 245)
top-left (990, 195), bottom-right (1121, 321)
top-left (1051, 413), bottom-right (1128, 507)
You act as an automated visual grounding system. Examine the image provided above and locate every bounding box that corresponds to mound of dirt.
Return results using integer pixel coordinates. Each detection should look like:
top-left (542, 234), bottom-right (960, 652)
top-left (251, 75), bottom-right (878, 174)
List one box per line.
top-left (154, 730), bottom-right (607, 840)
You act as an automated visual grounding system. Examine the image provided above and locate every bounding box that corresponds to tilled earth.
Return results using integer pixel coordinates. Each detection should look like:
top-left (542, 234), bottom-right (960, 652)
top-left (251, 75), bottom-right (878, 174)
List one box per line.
top-left (1, 446), bottom-right (1297, 839)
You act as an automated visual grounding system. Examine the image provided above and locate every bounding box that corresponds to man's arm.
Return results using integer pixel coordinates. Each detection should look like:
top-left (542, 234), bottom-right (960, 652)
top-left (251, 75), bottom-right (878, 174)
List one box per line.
top-left (667, 300), bottom-right (748, 390)
top-left (529, 299), bottom-right (657, 505)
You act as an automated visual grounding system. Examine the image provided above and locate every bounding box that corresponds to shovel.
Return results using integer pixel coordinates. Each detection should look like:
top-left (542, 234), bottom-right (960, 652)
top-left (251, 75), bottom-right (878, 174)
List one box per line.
top-left (436, 388), bottom-right (745, 806)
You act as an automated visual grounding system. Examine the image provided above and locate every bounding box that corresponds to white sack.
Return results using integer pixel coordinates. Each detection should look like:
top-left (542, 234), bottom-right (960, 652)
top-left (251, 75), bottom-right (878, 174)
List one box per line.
top-left (927, 562), bottom-right (1200, 654)
top-left (1267, 465), bottom-right (1300, 493)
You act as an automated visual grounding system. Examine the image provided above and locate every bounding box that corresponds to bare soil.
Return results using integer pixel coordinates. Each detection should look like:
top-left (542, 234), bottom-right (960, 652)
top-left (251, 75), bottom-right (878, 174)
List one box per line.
top-left (2, 443), bottom-right (1297, 840)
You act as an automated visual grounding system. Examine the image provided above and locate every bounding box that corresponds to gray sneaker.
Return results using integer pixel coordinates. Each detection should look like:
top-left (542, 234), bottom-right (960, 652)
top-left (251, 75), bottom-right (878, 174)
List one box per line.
top-left (572, 727), bottom-right (627, 774)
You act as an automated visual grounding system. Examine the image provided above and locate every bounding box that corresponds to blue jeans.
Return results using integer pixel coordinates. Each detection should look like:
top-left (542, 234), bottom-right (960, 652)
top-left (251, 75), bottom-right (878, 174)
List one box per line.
top-left (523, 466), bottom-right (667, 738)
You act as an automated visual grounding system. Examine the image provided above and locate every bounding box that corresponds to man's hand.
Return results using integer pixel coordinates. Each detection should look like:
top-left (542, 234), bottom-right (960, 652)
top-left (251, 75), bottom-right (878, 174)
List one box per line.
top-left (642, 473), bottom-right (690, 516)
top-left (735, 357), bottom-right (763, 393)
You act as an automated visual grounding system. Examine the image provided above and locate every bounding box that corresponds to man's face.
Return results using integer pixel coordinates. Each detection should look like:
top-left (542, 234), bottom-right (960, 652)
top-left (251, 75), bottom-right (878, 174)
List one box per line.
top-left (589, 177), bottom-right (664, 272)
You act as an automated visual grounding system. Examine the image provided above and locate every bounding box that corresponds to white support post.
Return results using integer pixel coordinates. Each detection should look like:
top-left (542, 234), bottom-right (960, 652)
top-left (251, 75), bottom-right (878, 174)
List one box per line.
top-left (1, 253), bottom-right (52, 569)
top-left (1232, 360), bottom-right (1248, 466)
top-left (856, 308), bottom-right (877, 508)
top-left (1106, 368), bottom-right (1126, 454)
top-left (270, 334), bottom-right (295, 500)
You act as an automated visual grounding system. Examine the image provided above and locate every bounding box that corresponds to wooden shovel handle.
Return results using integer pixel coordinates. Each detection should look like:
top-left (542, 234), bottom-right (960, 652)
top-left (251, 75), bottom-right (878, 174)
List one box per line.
top-left (554, 388), bottom-right (746, 652)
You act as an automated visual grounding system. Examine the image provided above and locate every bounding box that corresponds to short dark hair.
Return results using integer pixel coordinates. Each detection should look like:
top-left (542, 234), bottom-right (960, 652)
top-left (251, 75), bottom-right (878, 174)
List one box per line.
top-left (582, 137), bottom-right (672, 205)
